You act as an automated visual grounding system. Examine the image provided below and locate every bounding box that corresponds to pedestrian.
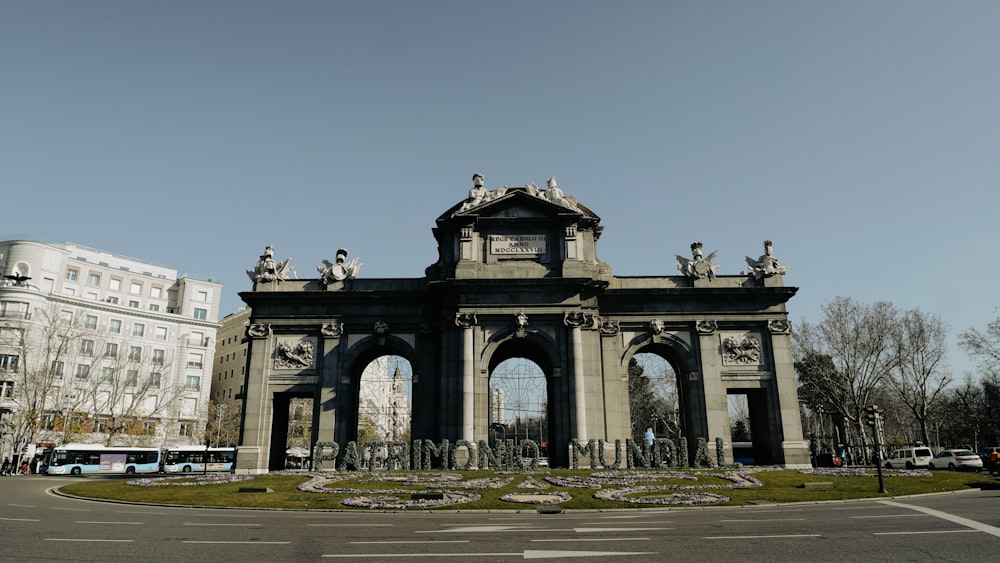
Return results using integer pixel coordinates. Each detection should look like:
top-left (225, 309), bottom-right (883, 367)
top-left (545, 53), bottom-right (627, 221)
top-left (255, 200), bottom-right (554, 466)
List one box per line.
top-left (0, 457), bottom-right (9, 475)
top-left (644, 427), bottom-right (654, 447)
top-left (989, 448), bottom-right (999, 476)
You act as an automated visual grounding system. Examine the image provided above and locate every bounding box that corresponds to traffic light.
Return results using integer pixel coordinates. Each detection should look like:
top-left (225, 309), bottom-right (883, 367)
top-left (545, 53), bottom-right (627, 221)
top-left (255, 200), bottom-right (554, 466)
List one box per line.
top-left (864, 404), bottom-right (880, 427)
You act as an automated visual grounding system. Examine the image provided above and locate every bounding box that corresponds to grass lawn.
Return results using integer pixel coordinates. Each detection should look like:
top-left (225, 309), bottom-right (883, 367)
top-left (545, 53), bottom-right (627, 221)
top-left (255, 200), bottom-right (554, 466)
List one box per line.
top-left (56, 467), bottom-right (995, 511)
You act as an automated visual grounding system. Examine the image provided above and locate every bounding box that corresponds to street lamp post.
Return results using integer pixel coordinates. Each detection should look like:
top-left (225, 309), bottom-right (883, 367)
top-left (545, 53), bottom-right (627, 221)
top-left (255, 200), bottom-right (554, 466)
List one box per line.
top-left (215, 404), bottom-right (227, 447)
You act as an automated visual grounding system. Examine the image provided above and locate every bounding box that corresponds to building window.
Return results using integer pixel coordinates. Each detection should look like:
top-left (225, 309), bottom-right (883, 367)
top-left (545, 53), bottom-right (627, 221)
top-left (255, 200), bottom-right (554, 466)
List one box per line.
top-left (185, 376), bottom-right (200, 390)
top-left (75, 364), bottom-right (91, 379)
top-left (0, 301), bottom-right (29, 319)
top-left (87, 272), bottom-right (101, 286)
top-left (0, 380), bottom-right (14, 398)
top-left (149, 304), bottom-right (159, 312)
top-left (101, 367), bottom-right (115, 382)
top-left (126, 369), bottom-right (138, 386)
top-left (187, 353), bottom-right (203, 369)
top-left (132, 323), bottom-right (145, 337)
top-left (150, 286), bottom-right (162, 299)
top-left (94, 418), bottom-right (109, 433)
top-left (142, 421), bottom-right (156, 435)
top-left (128, 300), bottom-right (140, 308)
top-left (66, 268), bottom-right (79, 281)
top-left (128, 346), bottom-right (142, 362)
top-left (109, 277), bottom-right (122, 291)
top-left (151, 372), bottom-right (161, 388)
top-left (109, 319), bottom-right (122, 333)
top-left (155, 326), bottom-right (167, 340)
top-left (85, 315), bottom-right (98, 329)
top-left (104, 343), bottom-right (119, 358)
top-left (0, 354), bottom-right (19, 372)
top-left (51, 360), bottom-right (65, 378)
top-left (106, 296), bottom-right (119, 305)
top-left (152, 349), bottom-right (165, 365)
top-left (80, 339), bottom-right (95, 356)
top-left (196, 290), bottom-right (209, 302)
top-left (129, 281), bottom-right (142, 295)
top-left (193, 308), bottom-right (207, 320)
top-left (179, 422), bottom-right (192, 437)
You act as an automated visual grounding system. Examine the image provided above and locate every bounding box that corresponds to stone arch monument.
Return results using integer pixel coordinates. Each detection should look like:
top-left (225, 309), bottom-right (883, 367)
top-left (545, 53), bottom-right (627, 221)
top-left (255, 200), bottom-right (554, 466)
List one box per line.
top-left (236, 175), bottom-right (809, 471)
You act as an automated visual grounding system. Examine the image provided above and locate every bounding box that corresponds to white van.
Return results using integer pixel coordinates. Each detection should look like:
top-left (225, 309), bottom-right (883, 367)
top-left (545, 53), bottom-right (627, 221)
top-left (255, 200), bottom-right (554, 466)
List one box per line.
top-left (885, 445), bottom-right (934, 469)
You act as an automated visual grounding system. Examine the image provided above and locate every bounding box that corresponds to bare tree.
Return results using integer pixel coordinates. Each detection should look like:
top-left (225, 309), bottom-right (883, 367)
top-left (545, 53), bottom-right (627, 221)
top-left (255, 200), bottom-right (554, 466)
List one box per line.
top-left (75, 328), bottom-right (185, 446)
top-left (1, 304), bottom-right (93, 460)
top-left (794, 297), bottom-right (899, 462)
top-left (202, 400), bottom-right (241, 447)
top-left (958, 309), bottom-right (1000, 376)
top-left (887, 309), bottom-right (951, 444)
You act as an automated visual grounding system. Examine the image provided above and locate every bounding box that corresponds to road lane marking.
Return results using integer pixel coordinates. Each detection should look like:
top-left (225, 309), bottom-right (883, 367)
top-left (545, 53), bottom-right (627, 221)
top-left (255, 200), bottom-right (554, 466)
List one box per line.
top-left (878, 500), bottom-right (1000, 538)
top-left (532, 538), bottom-right (651, 542)
top-left (574, 528), bottom-right (671, 533)
top-left (2, 517), bottom-right (41, 522)
top-left (52, 507), bottom-right (90, 512)
top-left (719, 518), bottom-right (806, 522)
top-left (704, 534), bottom-right (821, 539)
top-left (8, 503), bottom-right (36, 508)
top-left (581, 520), bottom-right (674, 526)
top-left (850, 514), bottom-right (929, 519)
top-left (183, 522), bottom-right (262, 526)
top-left (322, 550), bottom-right (657, 558)
top-left (45, 539), bottom-right (134, 543)
top-left (75, 521), bottom-right (143, 525)
top-left (418, 525), bottom-right (556, 533)
top-left (874, 529), bottom-right (982, 535)
top-left (308, 523), bottom-right (393, 527)
top-left (350, 540), bottom-right (470, 544)
top-left (183, 541), bottom-right (290, 544)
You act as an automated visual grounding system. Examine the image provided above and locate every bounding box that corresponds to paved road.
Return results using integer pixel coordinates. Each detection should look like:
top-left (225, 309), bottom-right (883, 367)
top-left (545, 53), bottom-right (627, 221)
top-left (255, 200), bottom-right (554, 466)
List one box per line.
top-left (2, 475), bottom-right (999, 562)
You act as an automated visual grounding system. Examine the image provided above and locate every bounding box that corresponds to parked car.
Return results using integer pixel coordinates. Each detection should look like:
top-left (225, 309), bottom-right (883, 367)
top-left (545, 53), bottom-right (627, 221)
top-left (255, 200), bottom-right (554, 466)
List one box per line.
top-left (885, 446), bottom-right (934, 469)
top-left (928, 449), bottom-right (983, 471)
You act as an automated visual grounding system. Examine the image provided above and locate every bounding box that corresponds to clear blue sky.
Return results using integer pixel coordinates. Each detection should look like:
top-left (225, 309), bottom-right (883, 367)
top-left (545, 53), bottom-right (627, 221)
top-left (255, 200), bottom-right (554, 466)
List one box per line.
top-left (3, 1), bottom-right (997, 378)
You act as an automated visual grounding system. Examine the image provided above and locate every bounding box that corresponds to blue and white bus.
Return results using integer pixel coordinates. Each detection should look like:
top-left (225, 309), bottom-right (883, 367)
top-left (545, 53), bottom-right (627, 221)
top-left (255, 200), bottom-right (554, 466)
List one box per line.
top-left (163, 446), bottom-right (235, 473)
top-left (46, 444), bottom-right (161, 475)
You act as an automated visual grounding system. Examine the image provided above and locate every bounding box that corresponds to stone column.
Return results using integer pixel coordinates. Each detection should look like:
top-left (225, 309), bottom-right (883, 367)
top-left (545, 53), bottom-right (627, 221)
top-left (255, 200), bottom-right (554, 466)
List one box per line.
top-left (317, 322), bottom-right (343, 444)
top-left (456, 313), bottom-right (477, 443)
top-left (565, 312), bottom-right (591, 440)
top-left (572, 324), bottom-right (587, 440)
top-left (695, 320), bottom-right (728, 445)
top-left (769, 319), bottom-right (811, 466)
top-left (236, 323), bottom-right (272, 474)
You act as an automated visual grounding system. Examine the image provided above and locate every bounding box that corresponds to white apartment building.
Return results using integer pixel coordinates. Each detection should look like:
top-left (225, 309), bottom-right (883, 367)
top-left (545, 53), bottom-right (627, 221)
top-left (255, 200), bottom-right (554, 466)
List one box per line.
top-left (0, 240), bottom-right (221, 461)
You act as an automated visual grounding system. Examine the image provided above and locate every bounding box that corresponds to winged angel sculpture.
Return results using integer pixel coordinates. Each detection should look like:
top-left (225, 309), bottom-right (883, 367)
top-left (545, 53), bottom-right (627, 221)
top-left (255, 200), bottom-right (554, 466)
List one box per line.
top-left (676, 242), bottom-right (719, 280)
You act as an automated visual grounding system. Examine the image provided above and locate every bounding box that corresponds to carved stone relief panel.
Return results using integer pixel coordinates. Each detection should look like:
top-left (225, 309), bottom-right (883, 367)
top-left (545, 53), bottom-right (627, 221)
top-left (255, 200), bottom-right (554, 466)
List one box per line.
top-left (274, 336), bottom-right (317, 370)
top-left (720, 332), bottom-right (764, 367)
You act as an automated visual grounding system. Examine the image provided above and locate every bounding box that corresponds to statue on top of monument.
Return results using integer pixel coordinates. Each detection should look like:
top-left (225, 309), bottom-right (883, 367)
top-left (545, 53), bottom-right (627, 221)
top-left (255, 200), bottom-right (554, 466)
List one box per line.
top-left (538, 176), bottom-right (580, 211)
top-left (676, 242), bottom-right (719, 280)
top-left (317, 248), bottom-right (363, 285)
top-left (458, 172), bottom-right (509, 213)
top-left (247, 245), bottom-right (294, 284)
top-left (745, 240), bottom-right (788, 279)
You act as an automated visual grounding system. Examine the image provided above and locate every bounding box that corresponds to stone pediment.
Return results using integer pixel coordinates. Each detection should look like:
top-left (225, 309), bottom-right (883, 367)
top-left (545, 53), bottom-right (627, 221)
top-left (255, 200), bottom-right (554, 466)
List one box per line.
top-left (438, 184), bottom-right (599, 224)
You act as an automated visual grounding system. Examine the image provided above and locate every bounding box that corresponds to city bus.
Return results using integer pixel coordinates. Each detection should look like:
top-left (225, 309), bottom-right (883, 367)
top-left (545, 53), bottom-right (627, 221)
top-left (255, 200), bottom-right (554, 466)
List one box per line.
top-left (45, 444), bottom-right (161, 475)
top-left (163, 446), bottom-right (235, 473)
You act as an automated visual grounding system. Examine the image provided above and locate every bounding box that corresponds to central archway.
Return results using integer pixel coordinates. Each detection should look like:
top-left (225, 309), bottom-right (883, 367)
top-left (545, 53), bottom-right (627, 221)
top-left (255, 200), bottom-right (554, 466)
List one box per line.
top-left (485, 336), bottom-right (560, 466)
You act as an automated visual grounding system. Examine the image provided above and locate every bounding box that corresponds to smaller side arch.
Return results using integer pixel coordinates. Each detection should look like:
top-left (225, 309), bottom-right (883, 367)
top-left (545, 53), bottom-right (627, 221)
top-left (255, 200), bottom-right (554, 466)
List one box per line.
top-left (335, 334), bottom-right (418, 446)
